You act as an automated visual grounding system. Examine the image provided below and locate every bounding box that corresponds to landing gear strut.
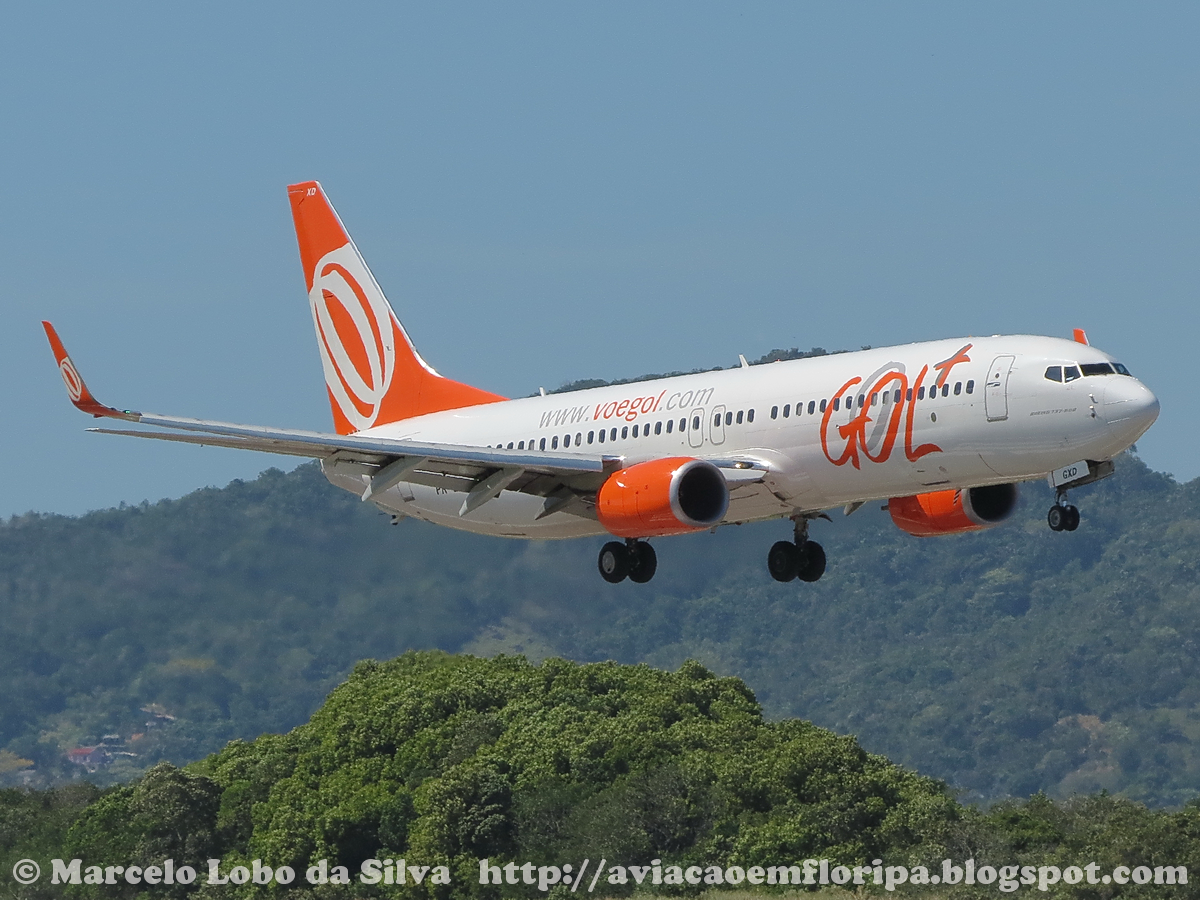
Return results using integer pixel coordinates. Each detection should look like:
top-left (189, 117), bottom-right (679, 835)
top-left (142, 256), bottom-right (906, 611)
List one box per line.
top-left (768, 517), bottom-right (826, 583)
top-left (1047, 489), bottom-right (1080, 532)
top-left (598, 539), bottom-right (657, 584)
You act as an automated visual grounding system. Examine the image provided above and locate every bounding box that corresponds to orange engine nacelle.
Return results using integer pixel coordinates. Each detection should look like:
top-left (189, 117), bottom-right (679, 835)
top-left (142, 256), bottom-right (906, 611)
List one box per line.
top-left (888, 483), bottom-right (1018, 537)
top-left (597, 457), bottom-right (729, 538)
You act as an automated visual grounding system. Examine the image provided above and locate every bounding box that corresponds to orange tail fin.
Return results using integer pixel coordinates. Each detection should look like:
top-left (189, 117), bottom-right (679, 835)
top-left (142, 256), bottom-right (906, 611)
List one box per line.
top-left (287, 181), bottom-right (505, 434)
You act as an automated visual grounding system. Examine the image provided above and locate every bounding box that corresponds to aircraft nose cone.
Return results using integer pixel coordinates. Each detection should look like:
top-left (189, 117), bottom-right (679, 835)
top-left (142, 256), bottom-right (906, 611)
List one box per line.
top-left (1105, 377), bottom-right (1159, 442)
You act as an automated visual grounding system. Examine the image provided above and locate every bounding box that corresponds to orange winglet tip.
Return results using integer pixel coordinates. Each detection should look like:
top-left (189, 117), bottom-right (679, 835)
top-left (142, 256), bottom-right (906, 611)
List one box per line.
top-left (1072, 328), bottom-right (1089, 345)
top-left (41, 321), bottom-right (138, 420)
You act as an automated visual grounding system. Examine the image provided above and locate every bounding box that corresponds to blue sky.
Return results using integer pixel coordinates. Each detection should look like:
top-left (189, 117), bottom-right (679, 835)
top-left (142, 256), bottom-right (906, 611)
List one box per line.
top-left (3, 3), bottom-right (1197, 517)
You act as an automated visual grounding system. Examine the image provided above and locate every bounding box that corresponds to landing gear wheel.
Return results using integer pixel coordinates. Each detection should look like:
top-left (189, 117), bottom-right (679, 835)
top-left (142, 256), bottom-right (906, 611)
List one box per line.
top-left (796, 541), bottom-right (826, 582)
top-left (768, 541), bottom-right (799, 582)
top-left (628, 542), bottom-right (658, 584)
top-left (1063, 505), bottom-right (1080, 532)
top-left (598, 541), bottom-right (630, 583)
top-left (1047, 506), bottom-right (1066, 532)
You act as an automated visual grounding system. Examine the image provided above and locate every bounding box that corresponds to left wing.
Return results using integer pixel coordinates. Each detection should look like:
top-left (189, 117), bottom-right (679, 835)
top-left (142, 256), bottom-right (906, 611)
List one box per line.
top-left (43, 322), bottom-right (613, 516)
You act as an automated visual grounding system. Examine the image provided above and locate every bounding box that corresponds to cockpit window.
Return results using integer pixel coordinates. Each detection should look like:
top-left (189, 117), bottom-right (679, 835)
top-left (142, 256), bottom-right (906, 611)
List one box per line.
top-left (1063, 365), bottom-right (1081, 382)
top-left (1044, 366), bottom-right (1062, 383)
top-left (1081, 363), bottom-right (1115, 376)
top-left (1113, 362), bottom-right (1132, 376)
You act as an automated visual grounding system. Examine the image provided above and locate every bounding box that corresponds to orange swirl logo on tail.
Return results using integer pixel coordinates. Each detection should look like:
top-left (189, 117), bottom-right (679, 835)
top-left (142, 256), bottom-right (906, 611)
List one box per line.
top-left (309, 243), bottom-right (397, 432)
top-left (58, 358), bottom-right (83, 403)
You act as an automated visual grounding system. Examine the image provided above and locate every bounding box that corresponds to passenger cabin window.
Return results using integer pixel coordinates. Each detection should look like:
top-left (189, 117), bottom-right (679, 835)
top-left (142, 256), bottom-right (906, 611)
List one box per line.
top-left (654, 422), bottom-right (662, 435)
top-left (611, 427), bottom-right (618, 440)
top-left (966, 380), bottom-right (974, 394)
top-left (692, 416), bottom-right (700, 431)
top-left (552, 436), bottom-right (559, 449)
top-left (621, 426), bottom-right (628, 439)
top-left (747, 409), bottom-right (754, 423)
top-left (808, 401), bottom-right (816, 414)
top-left (833, 398), bottom-right (840, 411)
top-left (518, 440), bottom-right (525, 449)
top-left (1045, 366), bottom-right (1062, 382)
top-left (871, 392), bottom-right (878, 406)
top-left (576, 432), bottom-right (582, 445)
top-left (666, 419), bottom-right (673, 433)
top-left (819, 399), bottom-right (826, 413)
top-left (598, 429), bottom-right (606, 443)
top-left (941, 384), bottom-right (950, 397)
top-left (725, 412), bottom-right (733, 426)
top-left (783, 404), bottom-right (790, 418)
top-left (1064, 366), bottom-right (1082, 382)
top-left (679, 418), bottom-right (686, 431)
top-left (906, 389), bottom-right (913, 402)
top-left (564, 434), bottom-right (570, 447)
top-left (954, 382), bottom-right (962, 395)
top-left (632, 424), bottom-right (639, 438)
top-left (771, 405), bottom-right (779, 419)
top-left (736, 410), bottom-right (744, 425)
top-left (588, 431), bottom-right (594, 444)
top-left (539, 438), bottom-right (546, 450)
top-left (918, 386), bottom-right (926, 399)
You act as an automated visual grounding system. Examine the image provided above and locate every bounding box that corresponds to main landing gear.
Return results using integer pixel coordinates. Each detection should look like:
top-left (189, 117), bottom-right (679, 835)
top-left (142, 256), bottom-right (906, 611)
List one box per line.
top-left (598, 539), bottom-right (658, 584)
top-left (1047, 489), bottom-right (1080, 532)
top-left (767, 517), bottom-right (826, 583)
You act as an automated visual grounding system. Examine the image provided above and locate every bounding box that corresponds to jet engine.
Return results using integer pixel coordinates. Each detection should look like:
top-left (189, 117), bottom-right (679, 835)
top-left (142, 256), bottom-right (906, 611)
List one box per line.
top-left (888, 483), bottom-right (1019, 537)
top-left (597, 457), bottom-right (729, 538)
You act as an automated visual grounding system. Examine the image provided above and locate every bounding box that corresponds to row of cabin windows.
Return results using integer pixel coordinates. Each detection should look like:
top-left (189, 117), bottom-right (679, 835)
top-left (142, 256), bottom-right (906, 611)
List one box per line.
top-left (487, 376), bottom-right (990, 451)
top-left (487, 362), bottom-right (1114, 448)
top-left (769, 380), bottom-right (975, 419)
top-left (1044, 362), bottom-right (1132, 383)
top-left (494, 411), bottom-right (747, 451)
top-left (714, 409), bottom-right (755, 427)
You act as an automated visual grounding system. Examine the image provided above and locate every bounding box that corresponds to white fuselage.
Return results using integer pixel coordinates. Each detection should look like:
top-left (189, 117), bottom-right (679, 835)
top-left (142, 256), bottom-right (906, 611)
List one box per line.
top-left (321, 335), bottom-right (1159, 539)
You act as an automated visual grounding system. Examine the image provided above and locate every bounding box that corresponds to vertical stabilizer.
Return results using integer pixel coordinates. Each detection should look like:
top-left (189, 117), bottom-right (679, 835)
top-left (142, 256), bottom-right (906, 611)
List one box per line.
top-left (287, 181), bottom-right (505, 434)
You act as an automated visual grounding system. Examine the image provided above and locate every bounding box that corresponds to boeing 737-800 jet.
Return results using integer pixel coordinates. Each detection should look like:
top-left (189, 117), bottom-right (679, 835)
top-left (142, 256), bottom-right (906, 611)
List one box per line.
top-left (43, 181), bottom-right (1160, 584)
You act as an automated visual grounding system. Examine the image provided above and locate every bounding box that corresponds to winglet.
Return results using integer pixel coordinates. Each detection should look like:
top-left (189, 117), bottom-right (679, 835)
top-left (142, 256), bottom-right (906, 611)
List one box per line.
top-left (1072, 328), bottom-right (1089, 345)
top-left (41, 322), bottom-right (140, 420)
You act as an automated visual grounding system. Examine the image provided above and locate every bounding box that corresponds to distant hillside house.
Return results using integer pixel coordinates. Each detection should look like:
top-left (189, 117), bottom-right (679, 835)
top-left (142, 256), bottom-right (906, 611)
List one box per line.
top-left (140, 705), bottom-right (176, 727)
top-left (66, 747), bottom-right (109, 770)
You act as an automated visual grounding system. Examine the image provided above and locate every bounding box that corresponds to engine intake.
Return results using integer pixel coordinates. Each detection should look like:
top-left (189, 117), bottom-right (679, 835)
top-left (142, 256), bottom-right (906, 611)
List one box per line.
top-left (597, 457), bottom-right (729, 538)
top-left (888, 483), bottom-right (1018, 537)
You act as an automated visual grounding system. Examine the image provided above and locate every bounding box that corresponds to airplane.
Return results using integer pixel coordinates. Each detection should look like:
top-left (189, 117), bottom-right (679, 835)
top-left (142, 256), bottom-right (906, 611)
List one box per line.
top-left (43, 181), bottom-right (1160, 585)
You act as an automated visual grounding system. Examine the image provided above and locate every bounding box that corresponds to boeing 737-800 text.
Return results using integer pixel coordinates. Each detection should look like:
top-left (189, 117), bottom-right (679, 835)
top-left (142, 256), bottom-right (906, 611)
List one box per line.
top-left (43, 181), bottom-right (1160, 584)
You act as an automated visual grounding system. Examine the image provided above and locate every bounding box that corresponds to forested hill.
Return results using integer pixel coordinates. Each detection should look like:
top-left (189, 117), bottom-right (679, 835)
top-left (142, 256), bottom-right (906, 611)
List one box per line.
top-left (8, 654), bottom-right (1199, 900)
top-left (1, 453), bottom-right (1198, 806)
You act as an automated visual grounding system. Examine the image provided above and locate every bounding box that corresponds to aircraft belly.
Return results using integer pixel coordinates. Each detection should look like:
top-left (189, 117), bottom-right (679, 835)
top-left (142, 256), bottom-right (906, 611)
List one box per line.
top-left (724, 483), bottom-right (795, 523)
top-left (403, 484), bottom-right (606, 539)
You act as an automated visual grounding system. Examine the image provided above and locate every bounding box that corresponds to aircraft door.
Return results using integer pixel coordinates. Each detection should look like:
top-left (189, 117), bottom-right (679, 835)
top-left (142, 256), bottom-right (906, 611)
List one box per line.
top-left (688, 408), bottom-right (705, 449)
top-left (710, 405), bottom-right (726, 445)
top-left (985, 355), bottom-right (1015, 421)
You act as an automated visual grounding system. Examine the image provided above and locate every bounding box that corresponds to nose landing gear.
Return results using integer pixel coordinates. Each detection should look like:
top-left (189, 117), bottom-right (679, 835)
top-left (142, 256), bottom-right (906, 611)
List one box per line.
top-left (768, 517), bottom-right (826, 583)
top-left (1047, 489), bottom-right (1080, 532)
top-left (598, 539), bottom-right (658, 584)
